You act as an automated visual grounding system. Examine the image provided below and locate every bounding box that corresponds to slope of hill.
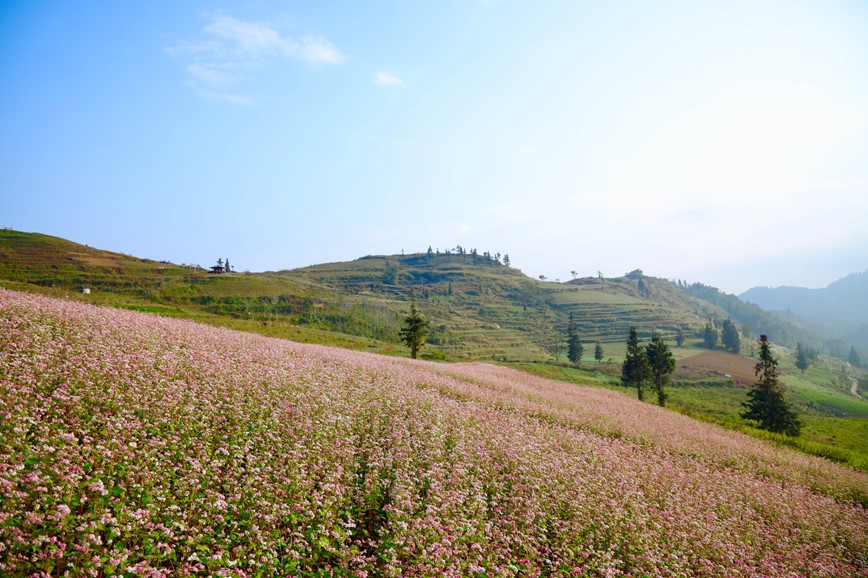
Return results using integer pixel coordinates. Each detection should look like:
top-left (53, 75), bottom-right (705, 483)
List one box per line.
top-left (2, 289), bottom-right (866, 576)
top-left (741, 271), bottom-right (868, 358)
top-left (682, 281), bottom-right (841, 354)
top-left (0, 230), bottom-right (724, 362)
top-left (5, 229), bottom-right (867, 470)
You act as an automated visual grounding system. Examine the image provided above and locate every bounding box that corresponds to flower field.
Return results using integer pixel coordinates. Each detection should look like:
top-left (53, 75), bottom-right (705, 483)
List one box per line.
top-left (1, 289), bottom-right (867, 577)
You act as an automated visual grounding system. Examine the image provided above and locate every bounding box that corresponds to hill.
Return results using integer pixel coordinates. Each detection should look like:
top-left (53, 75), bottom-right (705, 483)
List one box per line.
top-left (741, 271), bottom-right (868, 359)
top-left (2, 289), bottom-right (866, 576)
top-left (4, 229), bottom-right (867, 471)
top-left (0, 230), bottom-right (725, 362)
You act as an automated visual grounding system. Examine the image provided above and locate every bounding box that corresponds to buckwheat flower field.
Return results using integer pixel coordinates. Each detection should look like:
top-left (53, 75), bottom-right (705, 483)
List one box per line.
top-left (1, 289), bottom-right (866, 577)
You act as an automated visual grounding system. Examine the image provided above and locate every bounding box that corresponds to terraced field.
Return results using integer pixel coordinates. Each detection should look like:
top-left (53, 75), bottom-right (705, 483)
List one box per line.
top-left (0, 231), bottom-right (728, 363)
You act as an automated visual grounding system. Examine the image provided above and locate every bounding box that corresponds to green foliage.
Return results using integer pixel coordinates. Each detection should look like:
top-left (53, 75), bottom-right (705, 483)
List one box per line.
top-left (594, 342), bottom-right (604, 363)
top-left (621, 328), bottom-right (650, 401)
top-left (741, 336), bottom-right (801, 436)
top-left (675, 327), bottom-right (685, 347)
top-left (720, 319), bottom-right (740, 353)
top-left (703, 321), bottom-right (718, 349)
top-left (684, 282), bottom-right (832, 357)
top-left (383, 262), bottom-right (400, 285)
top-left (795, 343), bottom-right (809, 373)
top-left (567, 312), bottom-right (583, 366)
top-left (646, 333), bottom-right (675, 406)
top-left (850, 346), bottom-right (863, 368)
top-left (399, 299), bottom-right (429, 359)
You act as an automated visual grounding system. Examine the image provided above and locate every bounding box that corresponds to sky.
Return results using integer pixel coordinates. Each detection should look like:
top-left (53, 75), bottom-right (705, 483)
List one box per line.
top-left (2, 0), bottom-right (867, 295)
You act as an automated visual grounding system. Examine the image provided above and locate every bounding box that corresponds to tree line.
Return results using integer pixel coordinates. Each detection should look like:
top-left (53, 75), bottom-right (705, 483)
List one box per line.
top-left (426, 245), bottom-right (511, 267)
top-left (619, 327), bottom-right (800, 435)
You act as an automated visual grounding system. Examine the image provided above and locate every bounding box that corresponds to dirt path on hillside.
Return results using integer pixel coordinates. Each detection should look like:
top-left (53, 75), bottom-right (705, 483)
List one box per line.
top-left (851, 377), bottom-right (863, 400)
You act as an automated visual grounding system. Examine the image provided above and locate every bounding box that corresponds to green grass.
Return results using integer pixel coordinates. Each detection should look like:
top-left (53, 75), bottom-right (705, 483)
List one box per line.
top-left (668, 383), bottom-right (868, 472)
top-left (549, 288), bottom-right (644, 305)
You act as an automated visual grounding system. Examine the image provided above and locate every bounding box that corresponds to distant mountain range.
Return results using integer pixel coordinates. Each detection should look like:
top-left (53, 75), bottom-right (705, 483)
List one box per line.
top-left (740, 271), bottom-right (868, 356)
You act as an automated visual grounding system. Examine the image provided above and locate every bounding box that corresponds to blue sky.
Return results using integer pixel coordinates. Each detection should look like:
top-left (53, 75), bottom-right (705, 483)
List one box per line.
top-left (2, 0), bottom-right (867, 294)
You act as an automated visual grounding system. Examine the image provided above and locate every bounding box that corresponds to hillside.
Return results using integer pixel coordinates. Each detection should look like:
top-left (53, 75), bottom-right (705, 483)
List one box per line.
top-left (2, 289), bottom-right (867, 576)
top-left (4, 229), bottom-right (867, 471)
top-left (741, 271), bottom-right (868, 358)
top-left (0, 230), bottom-right (726, 363)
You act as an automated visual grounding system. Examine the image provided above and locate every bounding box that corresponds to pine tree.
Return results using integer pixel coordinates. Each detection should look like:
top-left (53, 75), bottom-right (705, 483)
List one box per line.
top-left (675, 327), bottom-right (685, 347)
top-left (399, 297), bottom-right (429, 359)
top-left (721, 319), bottom-right (740, 353)
top-left (594, 342), bottom-right (604, 363)
top-left (646, 333), bottom-right (675, 407)
top-left (621, 327), bottom-right (650, 401)
top-left (567, 312), bottom-right (583, 366)
top-left (741, 335), bottom-right (801, 436)
top-left (850, 346), bottom-right (863, 369)
top-left (703, 321), bottom-right (718, 349)
top-left (795, 343), bottom-right (809, 373)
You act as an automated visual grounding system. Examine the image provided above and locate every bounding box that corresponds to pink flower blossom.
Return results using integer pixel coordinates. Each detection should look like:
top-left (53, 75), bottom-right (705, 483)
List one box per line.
top-left (1, 288), bottom-right (866, 576)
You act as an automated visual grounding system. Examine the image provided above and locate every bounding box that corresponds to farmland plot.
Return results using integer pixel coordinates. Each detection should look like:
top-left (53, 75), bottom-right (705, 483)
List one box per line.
top-left (1, 289), bottom-right (866, 577)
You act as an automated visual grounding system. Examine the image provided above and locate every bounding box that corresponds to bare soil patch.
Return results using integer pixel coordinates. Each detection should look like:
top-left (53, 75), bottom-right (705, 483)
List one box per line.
top-left (677, 350), bottom-right (757, 386)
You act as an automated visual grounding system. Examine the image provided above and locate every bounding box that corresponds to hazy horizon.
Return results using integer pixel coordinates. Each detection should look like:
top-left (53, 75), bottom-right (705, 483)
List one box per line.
top-left (2, 1), bottom-right (867, 295)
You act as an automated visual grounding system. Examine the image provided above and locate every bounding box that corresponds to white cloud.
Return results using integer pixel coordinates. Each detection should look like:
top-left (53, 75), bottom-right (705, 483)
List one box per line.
top-left (203, 14), bottom-right (287, 57)
top-left (167, 13), bottom-right (344, 103)
top-left (296, 36), bottom-right (343, 65)
top-left (374, 71), bottom-right (404, 87)
top-left (185, 63), bottom-right (235, 86)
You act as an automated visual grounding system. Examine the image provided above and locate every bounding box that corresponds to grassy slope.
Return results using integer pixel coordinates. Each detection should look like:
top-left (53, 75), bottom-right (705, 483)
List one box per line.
top-left (2, 229), bottom-right (866, 470)
top-left (2, 289), bottom-right (867, 576)
top-left (0, 230), bottom-right (723, 361)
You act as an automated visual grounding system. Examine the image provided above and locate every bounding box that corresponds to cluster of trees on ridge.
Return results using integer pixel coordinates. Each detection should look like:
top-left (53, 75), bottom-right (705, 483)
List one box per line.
top-left (425, 245), bottom-right (510, 267)
top-left (701, 318), bottom-right (741, 353)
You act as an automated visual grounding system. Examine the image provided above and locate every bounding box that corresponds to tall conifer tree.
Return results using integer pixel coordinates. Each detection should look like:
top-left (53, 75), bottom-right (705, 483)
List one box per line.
top-left (621, 328), bottom-right (650, 401)
top-left (646, 333), bottom-right (675, 406)
top-left (721, 319), bottom-right (740, 353)
top-left (795, 343), bottom-right (809, 373)
top-left (400, 297), bottom-right (429, 359)
top-left (741, 335), bottom-right (801, 436)
top-left (567, 312), bottom-right (583, 366)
